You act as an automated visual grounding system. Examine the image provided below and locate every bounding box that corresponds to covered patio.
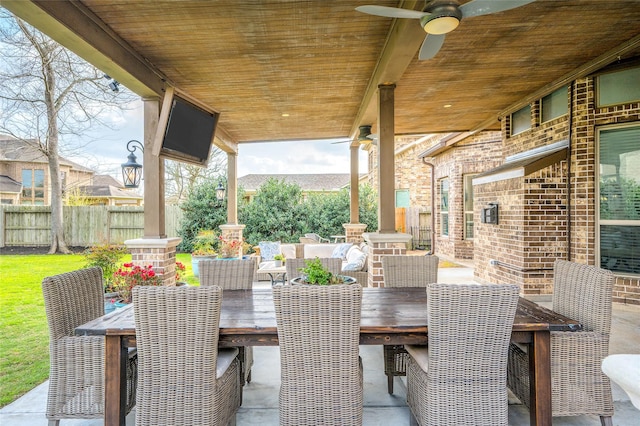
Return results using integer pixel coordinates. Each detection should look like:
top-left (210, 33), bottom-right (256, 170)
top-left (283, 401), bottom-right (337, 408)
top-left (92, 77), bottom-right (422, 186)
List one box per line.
top-left (2, 265), bottom-right (639, 425)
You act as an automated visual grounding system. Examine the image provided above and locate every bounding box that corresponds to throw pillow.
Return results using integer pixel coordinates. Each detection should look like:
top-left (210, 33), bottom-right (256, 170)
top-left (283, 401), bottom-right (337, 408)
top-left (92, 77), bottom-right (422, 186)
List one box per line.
top-left (331, 243), bottom-right (353, 260)
top-left (258, 241), bottom-right (281, 261)
top-left (343, 248), bottom-right (367, 271)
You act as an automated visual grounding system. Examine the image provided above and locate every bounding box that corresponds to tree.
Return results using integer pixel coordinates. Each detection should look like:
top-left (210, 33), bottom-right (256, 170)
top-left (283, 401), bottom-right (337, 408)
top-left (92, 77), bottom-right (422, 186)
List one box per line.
top-left (240, 178), bottom-right (307, 245)
top-left (176, 178), bottom-right (230, 252)
top-left (0, 11), bottom-right (134, 253)
top-left (164, 146), bottom-right (227, 205)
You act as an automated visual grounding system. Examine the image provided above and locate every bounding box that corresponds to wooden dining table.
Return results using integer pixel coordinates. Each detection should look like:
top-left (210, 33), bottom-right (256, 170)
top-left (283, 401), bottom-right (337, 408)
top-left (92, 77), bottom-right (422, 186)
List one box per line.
top-left (75, 287), bottom-right (581, 426)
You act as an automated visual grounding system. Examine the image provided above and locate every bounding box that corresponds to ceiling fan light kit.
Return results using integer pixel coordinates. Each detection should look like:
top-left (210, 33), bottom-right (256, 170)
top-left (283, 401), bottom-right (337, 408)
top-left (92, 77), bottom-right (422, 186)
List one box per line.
top-left (420, 5), bottom-right (462, 35)
top-left (358, 125), bottom-right (373, 141)
top-left (356, 0), bottom-right (536, 60)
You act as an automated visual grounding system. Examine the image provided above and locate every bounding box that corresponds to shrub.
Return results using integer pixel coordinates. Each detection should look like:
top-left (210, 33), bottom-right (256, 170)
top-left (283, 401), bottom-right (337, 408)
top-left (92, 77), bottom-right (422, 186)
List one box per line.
top-left (83, 244), bottom-right (127, 292)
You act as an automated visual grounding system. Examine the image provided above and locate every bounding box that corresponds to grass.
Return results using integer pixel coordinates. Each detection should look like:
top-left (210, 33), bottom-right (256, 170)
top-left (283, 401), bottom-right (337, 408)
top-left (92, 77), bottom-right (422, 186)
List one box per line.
top-left (0, 252), bottom-right (198, 408)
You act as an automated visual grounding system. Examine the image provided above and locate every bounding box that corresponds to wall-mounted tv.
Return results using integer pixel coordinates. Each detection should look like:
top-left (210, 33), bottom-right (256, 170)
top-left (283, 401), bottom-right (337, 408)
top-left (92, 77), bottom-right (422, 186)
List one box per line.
top-left (153, 88), bottom-right (219, 166)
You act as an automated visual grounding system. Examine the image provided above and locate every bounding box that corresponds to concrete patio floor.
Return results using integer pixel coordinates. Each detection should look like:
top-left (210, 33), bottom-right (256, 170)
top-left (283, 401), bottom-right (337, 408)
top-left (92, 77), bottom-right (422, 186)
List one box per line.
top-left (2, 265), bottom-right (638, 425)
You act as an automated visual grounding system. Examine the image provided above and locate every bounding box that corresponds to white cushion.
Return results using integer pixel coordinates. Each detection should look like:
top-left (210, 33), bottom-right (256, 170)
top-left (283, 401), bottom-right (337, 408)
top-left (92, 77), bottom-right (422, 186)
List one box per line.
top-left (343, 249), bottom-right (367, 272)
top-left (405, 344), bottom-right (429, 373)
top-left (259, 241), bottom-right (281, 261)
top-left (331, 243), bottom-right (353, 259)
top-left (281, 244), bottom-right (296, 259)
top-left (304, 244), bottom-right (339, 259)
top-left (216, 347), bottom-right (239, 379)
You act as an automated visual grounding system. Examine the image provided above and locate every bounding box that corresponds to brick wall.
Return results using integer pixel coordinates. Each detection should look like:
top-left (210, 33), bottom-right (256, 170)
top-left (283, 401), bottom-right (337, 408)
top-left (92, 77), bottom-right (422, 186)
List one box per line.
top-left (430, 132), bottom-right (502, 259)
top-left (474, 76), bottom-right (640, 304)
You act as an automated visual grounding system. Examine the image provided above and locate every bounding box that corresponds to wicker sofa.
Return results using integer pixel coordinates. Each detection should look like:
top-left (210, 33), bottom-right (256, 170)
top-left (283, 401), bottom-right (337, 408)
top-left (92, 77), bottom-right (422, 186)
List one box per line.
top-left (254, 242), bottom-right (368, 284)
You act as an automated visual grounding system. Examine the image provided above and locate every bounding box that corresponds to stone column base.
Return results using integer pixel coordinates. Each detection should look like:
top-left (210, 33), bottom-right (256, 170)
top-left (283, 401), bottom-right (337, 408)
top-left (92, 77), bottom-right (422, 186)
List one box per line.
top-left (124, 237), bottom-right (181, 286)
top-left (363, 232), bottom-right (412, 288)
top-left (343, 223), bottom-right (368, 244)
top-left (219, 224), bottom-right (246, 258)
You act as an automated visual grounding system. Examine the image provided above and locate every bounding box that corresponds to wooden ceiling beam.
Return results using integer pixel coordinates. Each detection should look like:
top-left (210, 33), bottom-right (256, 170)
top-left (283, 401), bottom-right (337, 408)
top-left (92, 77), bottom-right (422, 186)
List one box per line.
top-left (348, 0), bottom-right (426, 146)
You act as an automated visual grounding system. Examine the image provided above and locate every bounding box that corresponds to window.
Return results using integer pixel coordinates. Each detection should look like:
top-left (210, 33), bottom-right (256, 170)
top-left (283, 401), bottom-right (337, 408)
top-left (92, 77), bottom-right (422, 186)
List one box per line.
top-left (463, 174), bottom-right (476, 239)
top-left (598, 124), bottom-right (640, 275)
top-left (395, 189), bottom-right (410, 208)
top-left (440, 178), bottom-right (449, 236)
top-left (597, 66), bottom-right (640, 107)
top-left (510, 104), bottom-right (531, 136)
top-left (541, 86), bottom-right (568, 123)
top-left (21, 168), bottom-right (45, 204)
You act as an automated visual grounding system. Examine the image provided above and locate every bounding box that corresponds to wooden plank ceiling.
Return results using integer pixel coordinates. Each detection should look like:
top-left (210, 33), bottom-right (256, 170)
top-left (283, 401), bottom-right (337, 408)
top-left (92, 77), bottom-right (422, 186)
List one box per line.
top-left (5, 0), bottom-right (640, 146)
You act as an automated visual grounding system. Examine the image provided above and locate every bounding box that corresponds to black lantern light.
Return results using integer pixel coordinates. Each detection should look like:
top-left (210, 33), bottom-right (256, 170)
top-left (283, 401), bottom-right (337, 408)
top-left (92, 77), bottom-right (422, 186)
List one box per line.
top-left (215, 181), bottom-right (226, 201)
top-left (121, 140), bottom-right (144, 188)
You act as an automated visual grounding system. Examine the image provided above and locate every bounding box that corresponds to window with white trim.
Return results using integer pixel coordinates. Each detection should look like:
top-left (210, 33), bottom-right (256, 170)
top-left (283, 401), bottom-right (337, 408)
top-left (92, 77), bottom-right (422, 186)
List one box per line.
top-left (510, 105), bottom-right (531, 136)
top-left (597, 66), bottom-right (640, 107)
top-left (541, 86), bottom-right (568, 123)
top-left (463, 174), bottom-right (476, 239)
top-left (598, 124), bottom-right (640, 275)
top-left (440, 178), bottom-right (449, 236)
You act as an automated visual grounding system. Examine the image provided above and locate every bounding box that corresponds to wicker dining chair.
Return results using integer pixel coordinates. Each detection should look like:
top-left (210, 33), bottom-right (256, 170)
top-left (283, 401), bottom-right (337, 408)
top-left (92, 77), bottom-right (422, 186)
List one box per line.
top-left (507, 260), bottom-right (615, 425)
top-left (200, 258), bottom-right (256, 384)
top-left (42, 267), bottom-right (137, 426)
top-left (285, 257), bottom-right (342, 281)
top-left (133, 286), bottom-right (242, 426)
top-left (273, 284), bottom-right (363, 425)
top-left (406, 283), bottom-right (520, 426)
top-left (381, 254), bottom-right (439, 393)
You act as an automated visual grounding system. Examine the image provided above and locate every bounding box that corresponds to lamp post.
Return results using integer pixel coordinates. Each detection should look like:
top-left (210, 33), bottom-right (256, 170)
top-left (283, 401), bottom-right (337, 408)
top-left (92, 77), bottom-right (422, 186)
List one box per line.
top-left (215, 181), bottom-right (226, 202)
top-left (121, 140), bottom-right (144, 188)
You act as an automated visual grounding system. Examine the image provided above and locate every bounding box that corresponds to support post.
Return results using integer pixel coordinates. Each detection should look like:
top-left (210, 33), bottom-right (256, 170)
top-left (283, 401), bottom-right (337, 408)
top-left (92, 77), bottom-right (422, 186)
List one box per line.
top-left (227, 152), bottom-right (238, 225)
top-left (143, 97), bottom-right (166, 238)
top-left (350, 145), bottom-right (360, 223)
top-left (378, 84), bottom-right (396, 233)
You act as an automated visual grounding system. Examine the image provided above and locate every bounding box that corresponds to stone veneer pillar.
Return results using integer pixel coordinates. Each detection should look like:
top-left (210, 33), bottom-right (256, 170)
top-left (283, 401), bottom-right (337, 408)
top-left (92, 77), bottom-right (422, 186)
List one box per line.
top-left (219, 224), bottom-right (246, 258)
top-left (124, 237), bottom-right (182, 287)
top-left (363, 232), bottom-right (412, 288)
top-left (343, 223), bottom-right (367, 244)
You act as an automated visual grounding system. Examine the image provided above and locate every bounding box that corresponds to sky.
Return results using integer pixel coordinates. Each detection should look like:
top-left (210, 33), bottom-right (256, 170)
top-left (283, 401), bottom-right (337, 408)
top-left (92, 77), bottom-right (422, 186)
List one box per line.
top-left (64, 99), bottom-right (369, 182)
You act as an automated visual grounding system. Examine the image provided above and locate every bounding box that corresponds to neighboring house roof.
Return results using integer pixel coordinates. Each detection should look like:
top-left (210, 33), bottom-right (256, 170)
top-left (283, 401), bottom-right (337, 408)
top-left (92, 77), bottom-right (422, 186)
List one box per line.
top-left (78, 185), bottom-right (142, 199)
top-left (0, 136), bottom-right (94, 173)
top-left (238, 174), bottom-right (358, 192)
top-left (93, 174), bottom-right (124, 188)
top-left (0, 175), bottom-right (22, 193)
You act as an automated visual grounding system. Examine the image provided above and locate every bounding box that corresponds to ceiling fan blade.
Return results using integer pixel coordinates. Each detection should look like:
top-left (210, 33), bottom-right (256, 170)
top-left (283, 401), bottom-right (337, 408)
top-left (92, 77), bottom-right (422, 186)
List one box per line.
top-left (355, 5), bottom-right (428, 20)
top-left (460, 0), bottom-right (536, 19)
top-left (418, 34), bottom-right (446, 60)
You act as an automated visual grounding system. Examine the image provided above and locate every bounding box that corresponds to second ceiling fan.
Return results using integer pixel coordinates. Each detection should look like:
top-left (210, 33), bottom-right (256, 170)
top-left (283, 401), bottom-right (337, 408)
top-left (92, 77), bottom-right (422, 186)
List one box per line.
top-left (356, 0), bottom-right (536, 60)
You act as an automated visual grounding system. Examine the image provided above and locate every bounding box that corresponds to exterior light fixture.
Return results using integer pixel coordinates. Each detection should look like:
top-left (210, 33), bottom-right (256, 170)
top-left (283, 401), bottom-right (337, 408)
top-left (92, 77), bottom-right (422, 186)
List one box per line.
top-left (215, 181), bottom-right (226, 201)
top-left (103, 74), bottom-right (121, 92)
top-left (358, 125), bottom-right (373, 142)
top-left (121, 140), bottom-right (144, 188)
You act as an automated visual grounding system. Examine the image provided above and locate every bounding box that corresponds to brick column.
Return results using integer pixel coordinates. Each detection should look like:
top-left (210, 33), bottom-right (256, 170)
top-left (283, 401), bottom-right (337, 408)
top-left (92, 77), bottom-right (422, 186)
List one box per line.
top-left (124, 237), bottom-right (181, 286)
top-left (363, 232), bottom-right (412, 288)
top-left (343, 223), bottom-right (367, 244)
top-left (219, 224), bottom-right (245, 258)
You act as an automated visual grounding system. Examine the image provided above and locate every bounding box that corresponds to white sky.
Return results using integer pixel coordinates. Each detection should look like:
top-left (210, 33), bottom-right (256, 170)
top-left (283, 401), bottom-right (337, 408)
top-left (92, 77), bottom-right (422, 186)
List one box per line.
top-left (64, 99), bottom-right (369, 181)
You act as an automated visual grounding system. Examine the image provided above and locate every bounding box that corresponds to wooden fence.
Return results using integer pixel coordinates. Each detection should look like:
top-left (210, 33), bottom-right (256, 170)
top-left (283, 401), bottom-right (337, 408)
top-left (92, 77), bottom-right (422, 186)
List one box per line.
top-left (0, 205), bottom-right (183, 247)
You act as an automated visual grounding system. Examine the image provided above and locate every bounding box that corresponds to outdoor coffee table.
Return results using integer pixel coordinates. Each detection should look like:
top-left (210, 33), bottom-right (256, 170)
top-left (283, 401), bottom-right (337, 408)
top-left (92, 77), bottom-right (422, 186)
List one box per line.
top-left (257, 264), bottom-right (287, 285)
top-left (76, 287), bottom-right (582, 426)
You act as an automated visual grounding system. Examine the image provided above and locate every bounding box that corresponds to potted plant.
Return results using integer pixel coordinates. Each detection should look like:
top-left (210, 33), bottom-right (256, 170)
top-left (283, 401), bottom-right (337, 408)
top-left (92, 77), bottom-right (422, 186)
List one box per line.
top-left (112, 262), bottom-right (163, 304)
top-left (273, 254), bottom-right (285, 267)
top-left (291, 258), bottom-right (356, 285)
top-left (191, 230), bottom-right (219, 277)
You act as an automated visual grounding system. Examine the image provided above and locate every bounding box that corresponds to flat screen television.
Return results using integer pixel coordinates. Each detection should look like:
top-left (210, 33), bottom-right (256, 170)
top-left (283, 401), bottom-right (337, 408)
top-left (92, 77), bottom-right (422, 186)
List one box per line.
top-left (156, 91), bottom-right (219, 166)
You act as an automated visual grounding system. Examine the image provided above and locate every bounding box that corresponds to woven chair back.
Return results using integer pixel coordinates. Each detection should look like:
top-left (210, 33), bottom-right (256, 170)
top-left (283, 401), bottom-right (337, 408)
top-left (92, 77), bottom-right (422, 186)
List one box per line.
top-left (382, 255), bottom-right (439, 288)
top-left (199, 258), bottom-right (256, 289)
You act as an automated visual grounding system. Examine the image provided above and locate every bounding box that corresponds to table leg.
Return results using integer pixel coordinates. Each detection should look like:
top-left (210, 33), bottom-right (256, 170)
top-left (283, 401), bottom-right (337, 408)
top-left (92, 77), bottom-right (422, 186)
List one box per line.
top-left (105, 335), bottom-right (127, 426)
top-left (529, 330), bottom-right (552, 426)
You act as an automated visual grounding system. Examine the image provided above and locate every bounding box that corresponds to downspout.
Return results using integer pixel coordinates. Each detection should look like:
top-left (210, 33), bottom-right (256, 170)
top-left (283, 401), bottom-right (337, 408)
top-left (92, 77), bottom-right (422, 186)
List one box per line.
top-left (567, 82), bottom-right (574, 260)
top-left (422, 157), bottom-right (436, 254)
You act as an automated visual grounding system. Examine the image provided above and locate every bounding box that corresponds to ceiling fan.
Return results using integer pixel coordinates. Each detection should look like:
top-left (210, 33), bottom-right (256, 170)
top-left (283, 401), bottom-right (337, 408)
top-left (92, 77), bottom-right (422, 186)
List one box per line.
top-left (332, 125), bottom-right (378, 145)
top-left (356, 0), bottom-right (536, 60)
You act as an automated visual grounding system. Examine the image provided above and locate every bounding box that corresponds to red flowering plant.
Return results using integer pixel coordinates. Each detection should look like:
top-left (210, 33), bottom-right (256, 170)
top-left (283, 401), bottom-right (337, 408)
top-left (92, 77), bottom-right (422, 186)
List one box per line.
top-left (113, 262), bottom-right (163, 303)
top-left (175, 261), bottom-right (186, 281)
top-left (218, 235), bottom-right (244, 258)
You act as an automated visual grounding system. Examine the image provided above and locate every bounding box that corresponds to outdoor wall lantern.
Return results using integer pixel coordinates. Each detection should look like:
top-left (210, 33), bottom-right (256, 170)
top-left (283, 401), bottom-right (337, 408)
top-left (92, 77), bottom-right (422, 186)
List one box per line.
top-left (121, 140), bottom-right (144, 188)
top-left (215, 181), bottom-right (226, 202)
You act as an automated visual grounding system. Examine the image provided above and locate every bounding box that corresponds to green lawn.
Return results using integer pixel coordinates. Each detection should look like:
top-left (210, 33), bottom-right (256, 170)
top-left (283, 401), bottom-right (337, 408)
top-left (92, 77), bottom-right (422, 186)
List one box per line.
top-left (0, 252), bottom-right (198, 407)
